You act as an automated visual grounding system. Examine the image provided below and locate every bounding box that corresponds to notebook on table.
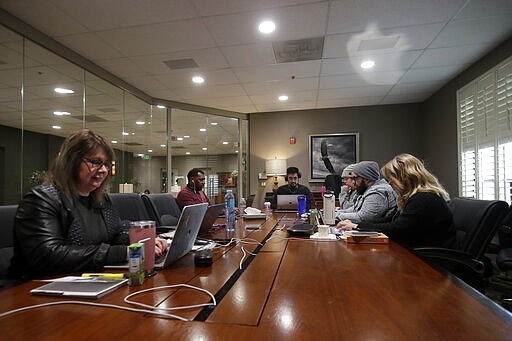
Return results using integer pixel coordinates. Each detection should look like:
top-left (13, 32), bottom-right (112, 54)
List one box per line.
top-left (31, 276), bottom-right (127, 298)
top-left (275, 194), bottom-right (300, 212)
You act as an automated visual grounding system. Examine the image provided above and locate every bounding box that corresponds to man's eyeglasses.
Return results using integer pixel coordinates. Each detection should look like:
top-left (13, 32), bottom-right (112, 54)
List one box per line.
top-left (83, 158), bottom-right (112, 171)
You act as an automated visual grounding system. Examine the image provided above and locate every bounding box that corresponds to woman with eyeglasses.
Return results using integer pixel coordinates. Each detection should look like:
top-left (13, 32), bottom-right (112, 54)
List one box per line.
top-left (11, 129), bottom-right (167, 278)
top-left (339, 154), bottom-right (456, 249)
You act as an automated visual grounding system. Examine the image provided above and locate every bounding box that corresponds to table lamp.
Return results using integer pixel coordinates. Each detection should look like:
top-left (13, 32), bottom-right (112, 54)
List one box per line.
top-left (265, 158), bottom-right (287, 192)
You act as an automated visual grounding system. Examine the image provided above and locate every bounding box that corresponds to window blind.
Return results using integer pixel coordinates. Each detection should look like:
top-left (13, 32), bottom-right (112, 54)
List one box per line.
top-left (457, 56), bottom-right (512, 203)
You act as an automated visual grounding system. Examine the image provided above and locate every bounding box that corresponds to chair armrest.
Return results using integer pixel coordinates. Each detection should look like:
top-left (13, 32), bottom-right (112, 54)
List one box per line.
top-left (413, 247), bottom-right (485, 275)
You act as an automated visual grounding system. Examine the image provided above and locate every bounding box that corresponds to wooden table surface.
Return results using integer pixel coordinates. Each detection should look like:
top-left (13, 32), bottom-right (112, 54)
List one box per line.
top-left (1, 213), bottom-right (511, 340)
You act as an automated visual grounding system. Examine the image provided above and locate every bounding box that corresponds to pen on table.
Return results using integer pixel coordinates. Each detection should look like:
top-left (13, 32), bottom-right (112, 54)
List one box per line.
top-left (81, 273), bottom-right (125, 279)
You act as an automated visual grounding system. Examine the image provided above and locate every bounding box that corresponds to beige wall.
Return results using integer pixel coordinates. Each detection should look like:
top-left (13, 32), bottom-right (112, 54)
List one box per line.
top-left (249, 103), bottom-right (424, 208)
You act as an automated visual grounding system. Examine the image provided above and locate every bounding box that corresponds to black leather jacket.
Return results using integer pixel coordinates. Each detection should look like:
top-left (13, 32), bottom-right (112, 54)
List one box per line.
top-left (10, 183), bottom-right (129, 279)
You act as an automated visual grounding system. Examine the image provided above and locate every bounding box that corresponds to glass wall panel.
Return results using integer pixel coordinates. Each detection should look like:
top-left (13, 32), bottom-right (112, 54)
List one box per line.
top-left (0, 25), bottom-right (22, 204)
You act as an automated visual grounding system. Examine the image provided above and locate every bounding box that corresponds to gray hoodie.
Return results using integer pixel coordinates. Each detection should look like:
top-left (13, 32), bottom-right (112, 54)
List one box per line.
top-left (335, 178), bottom-right (397, 223)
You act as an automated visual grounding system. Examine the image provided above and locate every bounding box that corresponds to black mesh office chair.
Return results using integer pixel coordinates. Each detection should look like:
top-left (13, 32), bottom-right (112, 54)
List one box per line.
top-left (0, 205), bottom-right (23, 290)
top-left (141, 193), bottom-right (181, 227)
top-left (414, 197), bottom-right (509, 292)
top-left (108, 193), bottom-right (151, 224)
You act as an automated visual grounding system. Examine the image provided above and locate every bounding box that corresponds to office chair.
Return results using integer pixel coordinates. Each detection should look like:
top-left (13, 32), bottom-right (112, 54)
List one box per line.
top-left (0, 205), bottom-right (23, 290)
top-left (414, 197), bottom-right (509, 292)
top-left (246, 194), bottom-right (256, 208)
top-left (324, 174), bottom-right (343, 198)
top-left (141, 193), bottom-right (181, 227)
top-left (108, 193), bottom-right (152, 225)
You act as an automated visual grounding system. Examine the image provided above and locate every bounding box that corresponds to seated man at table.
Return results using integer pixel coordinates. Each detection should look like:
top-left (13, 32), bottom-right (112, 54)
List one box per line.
top-left (335, 161), bottom-right (397, 223)
top-left (176, 168), bottom-right (211, 210)
top-left (271, 166), bottom-right (312, 210)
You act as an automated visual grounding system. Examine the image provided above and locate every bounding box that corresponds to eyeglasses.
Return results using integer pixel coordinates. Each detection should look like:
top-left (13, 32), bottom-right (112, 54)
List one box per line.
top-left (83, 158), bottom-right (112, 171)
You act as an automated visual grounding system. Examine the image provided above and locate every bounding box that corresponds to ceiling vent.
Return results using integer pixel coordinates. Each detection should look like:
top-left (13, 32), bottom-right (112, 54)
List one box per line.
top-left (163, 58), bottom-right (199, 70)
top-left (273, 37), bottom-right (324, 63)
top-left (70, 114), bottom-right (108, 122)
top-left (358, 36), bottom-right (399, 51)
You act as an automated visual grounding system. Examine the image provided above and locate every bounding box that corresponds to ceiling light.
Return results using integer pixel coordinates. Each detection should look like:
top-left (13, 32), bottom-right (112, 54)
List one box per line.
top-left (202, 147), bottom-right (207, 151)
top-left (135, 121), bottom-right (145, 125)
top-left (111, 140), bottom-right (118, 144)
top-left (210, 122), bottom-right (218, 125)
top-left (131, 132), bottom-right (135, 135)
top-left (235, 150), bottom-right (239, 153)
top-left (52, 125), bottom-right (61, 129)
top-left (199, 128), bottom-right (207, 132)
top-left (278, 95), bottom-right (288, 101)
top-left (192, 75), bottom-right (205, 84)
top-left (185, 152), bottom-right (191, 155)
top-left (222, 141), bottom-right (229, 145)
top-left (156, 105), bottom-right (166, 109)
top-left (361, 60), bottom-right (375, 69)
top-left (147, 149), bottom-right (153, 153)
top-left (53, 111), bottom-right (71, 116)
top-left (54, 87), bottom-right (74, 94)
top-left (258, 20), bottom-right (276, 34)
top-left (177, 137), bottom-right (184, 141)
top-left (160, 144), bottom-right (166, 147)
top-left (122, 131), bottom-right (129, 136)
top-left (184, 135), bottom-right (190, 138)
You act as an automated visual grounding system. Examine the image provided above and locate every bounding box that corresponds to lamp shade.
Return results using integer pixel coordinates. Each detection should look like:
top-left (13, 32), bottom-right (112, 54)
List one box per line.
top-left (266, 158), bottom-right (287, 176)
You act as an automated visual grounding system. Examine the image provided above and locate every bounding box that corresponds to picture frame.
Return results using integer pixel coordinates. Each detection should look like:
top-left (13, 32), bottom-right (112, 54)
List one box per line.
top-left (309, 133), bottom-right (359, 182)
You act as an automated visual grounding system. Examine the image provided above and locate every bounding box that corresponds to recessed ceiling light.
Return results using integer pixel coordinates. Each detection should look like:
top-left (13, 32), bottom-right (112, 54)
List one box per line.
top-left (222, 141), bottom-right (229, 145)
top-left (361, 60), bottom-right (375, 69)
top-left (177, 137), bottom-right (184, 141)
top-left (156, 105), bottom-right (166, 109)
top-left (202, 147), bottom-right (207, 151)
top-left (210, 122), bottom-right (218, 125)
top-left (147, 149), bottom-right (153, 153)
top-left (192, 75), bottom-right (205, 84)
top-left (185, 152), bottom-right (191, 155)
top-left (135, 121), bottom-right (145, 125)
top-left (131, 132), bottom-right (135, 135)
top-left (52, 125), bottom-right (61, 129)
top-left (235, 150), bottom-right (239, 153)
top-left (53, 111), bottom-right (71, 116)
top-left (54, 87), bottom-right (74, 94)
top-left (160, 144), bottom-right (166, 147)
top-left (111, 140), bottom-right (118, 144)
top-left (122, 131), bottom-right (129, 136)
top-left (184, 135), bottom-right (190, 138)
top-left (199, 128), bottom-right (207, 132)
top-left (258, 20), bottom-right (276, 34)
top-left (278, 95), bottom-right (288, 101)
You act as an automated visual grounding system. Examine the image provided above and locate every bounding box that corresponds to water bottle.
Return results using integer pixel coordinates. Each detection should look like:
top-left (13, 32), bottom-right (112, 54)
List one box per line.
top-left (225, 190), bottom-right (235, 231)
top-left (239, 197), bottom-right (246, 217)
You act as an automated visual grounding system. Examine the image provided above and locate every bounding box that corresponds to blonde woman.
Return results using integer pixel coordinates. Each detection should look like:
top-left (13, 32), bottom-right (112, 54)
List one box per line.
top-left (339, 154), bottom-right (456, 248)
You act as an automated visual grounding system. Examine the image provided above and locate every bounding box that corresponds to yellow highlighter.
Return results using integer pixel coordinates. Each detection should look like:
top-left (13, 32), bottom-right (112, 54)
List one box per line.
top-left (81, 273), bottom-right (125, 279)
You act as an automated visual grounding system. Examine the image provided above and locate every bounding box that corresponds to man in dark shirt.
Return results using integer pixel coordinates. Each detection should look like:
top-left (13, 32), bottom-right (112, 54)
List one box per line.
top-left (271, 167), bottom-right (312, 209)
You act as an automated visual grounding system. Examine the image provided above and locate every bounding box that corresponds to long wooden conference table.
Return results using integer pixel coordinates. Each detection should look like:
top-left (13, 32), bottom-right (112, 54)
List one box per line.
top-left (1, 212), bottom-right (511, 340)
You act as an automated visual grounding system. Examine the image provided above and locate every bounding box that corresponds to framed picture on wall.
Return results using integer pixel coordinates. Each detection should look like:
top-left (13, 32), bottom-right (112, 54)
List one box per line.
top-left (309, 133), bottom-right (359, 182)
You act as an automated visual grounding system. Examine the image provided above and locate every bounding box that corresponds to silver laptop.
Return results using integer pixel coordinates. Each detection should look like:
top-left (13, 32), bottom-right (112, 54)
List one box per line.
top-left (275, 194), bottom-right (300, 212)
top-left (154, 202), bottom-right (208, 269)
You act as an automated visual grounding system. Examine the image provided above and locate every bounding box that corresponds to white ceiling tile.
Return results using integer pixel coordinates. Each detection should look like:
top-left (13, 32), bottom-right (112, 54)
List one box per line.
top-left (400, 64), bottom-right (469, 83)
top-left (413, 44), bottom-right (492, 68)
top-left (250, 90), bottom-right (317, 105)
top-left (174, 84), bottom-right (247, 99)
top-left (388, 81), bottom-right (441, 96)
top-left (58, 33), bottom-right (124, 60)
top-left (221, 104), bottom-right (257, 113)
top-left (327, 0), bottom-right (466, 34)
top-left (234, 60), bottom-right (321, 82)
top-left (96, 58), bottom-right (147, 78)
top-left (192, 0), bottom-right (318, 16)
top-left (243, 77), bottom-right (318, 96)
top-left (157, 69), bottom-right (239, 89)
top-left (51, 0), bottom-right (198, 31)
top-left (455, 0), bottom-right (512, 20)
top-left (221, 42), bottom-right (276, 67)
top-left (129, 48), bottom-right (229, 75)
top-left (190, 96), bottom-right (254, 108)
top-left (204, 2), bottom-right (328, 46)
top-left (318, 85), bottom-right (392, 100)
top-left (430, 14), bottom-right (512, 48)
top-left (96, 19), bottom-right (216, 56)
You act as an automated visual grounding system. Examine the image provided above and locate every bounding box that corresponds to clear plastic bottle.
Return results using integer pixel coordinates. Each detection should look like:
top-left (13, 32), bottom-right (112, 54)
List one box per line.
top-left (225, 190), bottom-right (236, 231)
top-left (239, 197), bottom-right (246, 217)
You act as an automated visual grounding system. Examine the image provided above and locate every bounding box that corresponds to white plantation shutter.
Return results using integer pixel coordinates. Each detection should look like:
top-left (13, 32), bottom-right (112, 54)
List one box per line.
top-left (457, 56), bottom-right (512, 203)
